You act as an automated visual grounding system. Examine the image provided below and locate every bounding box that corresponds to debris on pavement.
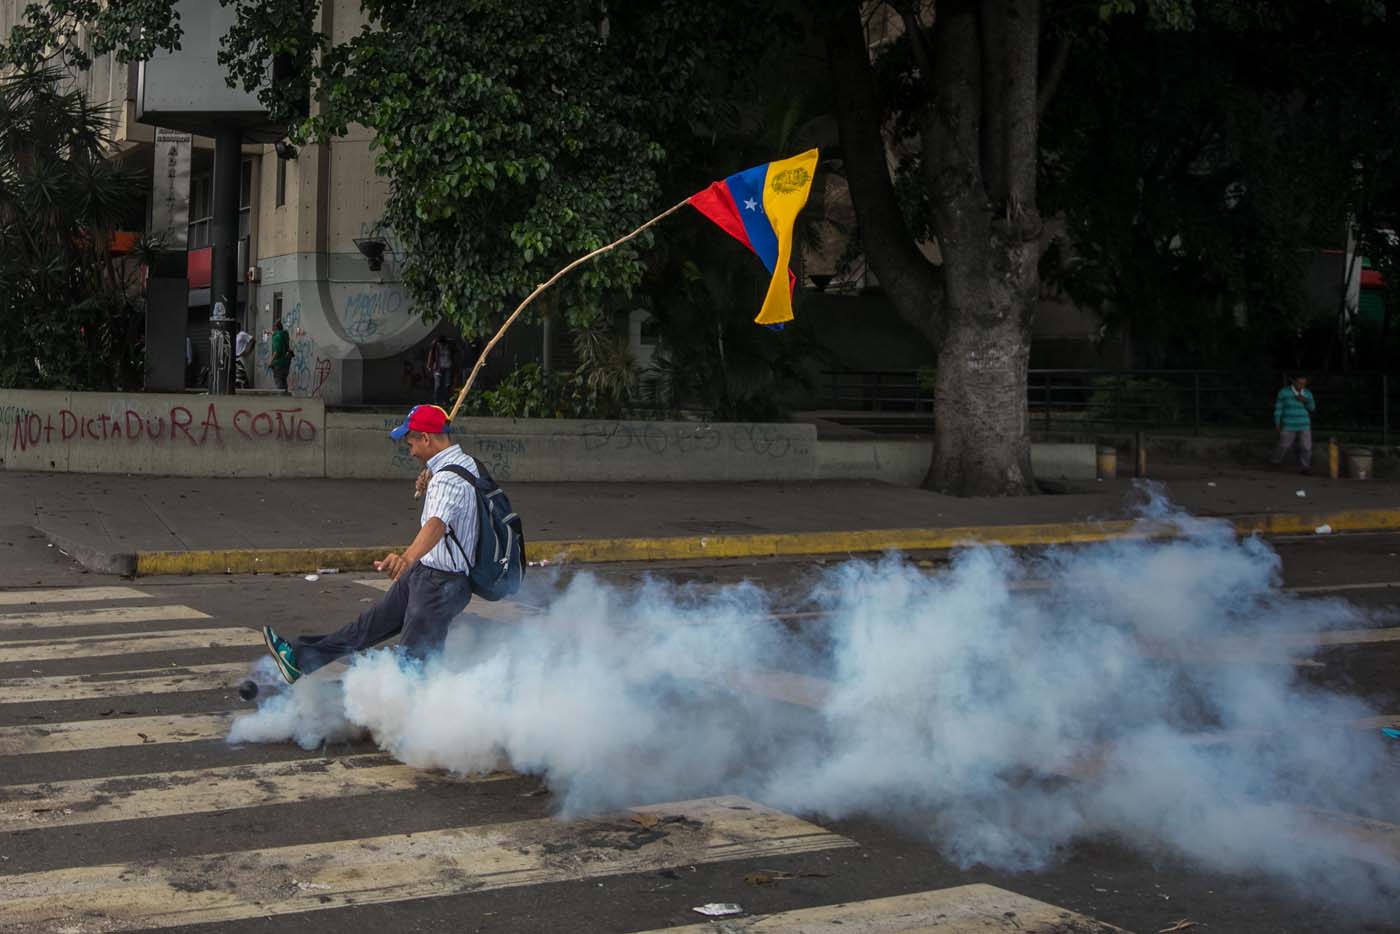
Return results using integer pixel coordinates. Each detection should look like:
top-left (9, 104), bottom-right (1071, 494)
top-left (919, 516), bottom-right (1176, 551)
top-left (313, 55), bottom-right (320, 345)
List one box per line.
top-left (1157, 921), bottom-right (1198, 933)
top-left (630, 812), bottom-right (660, 829)
top-left (1295, 489), bottom-right (1307, 497)
top-left (303, 574), bottom-right (319, 582)
top-left (1315, 524), bottom-right (1333, 534)
top-left (1382, 728), bottom-right (1400, 740)
top-left (743, 870), bottom-right (831, 886)
top-left (692, 903), bottom-right (744, 917)
top-left (317, 568), bottom-right (339, 574)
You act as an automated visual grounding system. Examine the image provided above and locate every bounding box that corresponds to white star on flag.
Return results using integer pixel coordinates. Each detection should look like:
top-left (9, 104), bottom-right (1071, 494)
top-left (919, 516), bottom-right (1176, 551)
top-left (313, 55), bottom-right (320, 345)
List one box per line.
top-left (743, 198), bottom-right (758, 211)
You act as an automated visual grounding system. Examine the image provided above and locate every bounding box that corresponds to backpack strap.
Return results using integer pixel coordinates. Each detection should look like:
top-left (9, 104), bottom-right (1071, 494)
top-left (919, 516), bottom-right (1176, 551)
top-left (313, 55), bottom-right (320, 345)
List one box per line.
top-left (432, 461), bottom-right (482, 568)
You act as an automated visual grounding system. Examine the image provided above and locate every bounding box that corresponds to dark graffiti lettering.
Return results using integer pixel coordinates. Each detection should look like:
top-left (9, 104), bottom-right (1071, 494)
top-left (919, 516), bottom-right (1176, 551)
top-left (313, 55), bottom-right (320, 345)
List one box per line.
top-left (10, 404), bottom-right (318, 451)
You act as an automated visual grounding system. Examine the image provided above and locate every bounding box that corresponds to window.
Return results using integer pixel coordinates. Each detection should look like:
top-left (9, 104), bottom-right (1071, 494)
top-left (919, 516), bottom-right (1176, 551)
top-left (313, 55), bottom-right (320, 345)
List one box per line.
top-left (240, 159), bottom-right (252, 209)
top-left (275, 155), bottom-right (287, 207)
top-left (239, 158), bottom-right (252, 239)
top-left (190, 161), bottom-right (255, 244)
top-left (188, 176), bottom-right (211, 248)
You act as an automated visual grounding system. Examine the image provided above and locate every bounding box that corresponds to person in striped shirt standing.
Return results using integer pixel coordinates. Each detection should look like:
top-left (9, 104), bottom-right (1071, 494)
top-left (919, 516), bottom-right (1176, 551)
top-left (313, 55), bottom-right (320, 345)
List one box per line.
top-left (1270, 375), bottom-right (1316, 474)
top-left (260, 404), bottom-right (480, 683)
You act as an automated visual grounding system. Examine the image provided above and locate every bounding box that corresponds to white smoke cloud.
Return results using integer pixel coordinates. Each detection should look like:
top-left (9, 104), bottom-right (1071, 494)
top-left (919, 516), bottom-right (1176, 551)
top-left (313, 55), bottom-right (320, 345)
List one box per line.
top-left (229, 495), bottom-right (1399, 908)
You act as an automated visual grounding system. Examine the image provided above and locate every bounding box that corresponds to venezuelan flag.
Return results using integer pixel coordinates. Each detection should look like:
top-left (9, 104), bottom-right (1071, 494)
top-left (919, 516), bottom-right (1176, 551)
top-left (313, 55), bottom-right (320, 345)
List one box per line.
top-left (687, 149), bottom-right (819, 326)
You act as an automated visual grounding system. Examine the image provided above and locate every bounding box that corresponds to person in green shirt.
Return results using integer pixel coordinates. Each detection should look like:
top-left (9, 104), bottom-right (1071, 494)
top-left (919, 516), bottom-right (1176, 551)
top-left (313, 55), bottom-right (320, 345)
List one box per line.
top-left (269, 318), bottom-right (293, 392)
top-left (1270, 375), bottom-right (1316, 473)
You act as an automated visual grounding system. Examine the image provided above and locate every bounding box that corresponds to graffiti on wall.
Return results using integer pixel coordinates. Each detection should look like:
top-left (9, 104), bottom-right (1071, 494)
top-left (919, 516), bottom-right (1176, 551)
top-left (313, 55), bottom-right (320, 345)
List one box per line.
top-left (10, 403), bottom-right (319, 452)
top-left (341, 288), bottom-right (405, 341)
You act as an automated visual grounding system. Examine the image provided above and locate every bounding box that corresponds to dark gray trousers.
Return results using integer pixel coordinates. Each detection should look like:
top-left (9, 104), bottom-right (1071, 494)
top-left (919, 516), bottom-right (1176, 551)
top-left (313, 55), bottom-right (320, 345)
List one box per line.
top-left (294, 562), bottom-right (472, 674)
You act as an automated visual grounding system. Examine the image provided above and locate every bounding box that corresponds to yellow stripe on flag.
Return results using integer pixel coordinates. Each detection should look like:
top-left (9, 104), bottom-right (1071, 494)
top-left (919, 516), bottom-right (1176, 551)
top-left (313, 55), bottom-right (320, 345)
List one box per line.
top-left (756, 148), bottom-right (818, 326)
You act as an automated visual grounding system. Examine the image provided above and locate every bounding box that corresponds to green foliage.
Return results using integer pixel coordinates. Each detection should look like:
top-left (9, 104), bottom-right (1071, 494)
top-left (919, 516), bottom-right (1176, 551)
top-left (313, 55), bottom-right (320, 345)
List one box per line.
top-left (641, 256), bottom-right (817, 423)
top-left (1039, 0), bottom-right (1400, 370)
top-left (464, 318), bottom-right (637, 419)
top-left (0, 0), bottom-right (180, 70)
top-left (477, 363), bottom-right (560, 419)
top-left (1087, 375), bottom-right (1182, 425)
top-left (0, 68), bottom-right (147, 390)
top-left (216, 0), bottom-right (781, 342)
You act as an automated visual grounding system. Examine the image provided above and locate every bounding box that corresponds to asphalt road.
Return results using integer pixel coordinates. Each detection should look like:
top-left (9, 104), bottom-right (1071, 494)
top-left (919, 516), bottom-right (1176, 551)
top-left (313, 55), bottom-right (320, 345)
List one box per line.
top-left (1, 532), bottom-right (1398, 932)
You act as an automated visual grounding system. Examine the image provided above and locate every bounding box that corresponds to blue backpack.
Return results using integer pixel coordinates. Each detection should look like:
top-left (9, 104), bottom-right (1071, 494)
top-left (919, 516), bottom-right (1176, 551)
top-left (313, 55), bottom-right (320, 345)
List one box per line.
top-left (437, 461), bottom-right (525, 601)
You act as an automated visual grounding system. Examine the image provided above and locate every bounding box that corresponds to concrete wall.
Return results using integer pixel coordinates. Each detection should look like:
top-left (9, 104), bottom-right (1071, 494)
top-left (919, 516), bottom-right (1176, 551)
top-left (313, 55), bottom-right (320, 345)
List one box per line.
top-left (327, 414), bottom-right (1097, 484)
top-left (1, 390), bottom-right (325, 478)
top-left (815, 440), bottom-right (1096, 485)
top-left (1, 392), bottom-right (1094, 483)
top-left (326, 415), bottom-right (820, 483)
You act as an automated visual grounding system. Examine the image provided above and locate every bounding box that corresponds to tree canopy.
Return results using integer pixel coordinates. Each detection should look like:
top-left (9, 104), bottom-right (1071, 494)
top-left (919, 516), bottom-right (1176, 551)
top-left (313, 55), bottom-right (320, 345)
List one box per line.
top-left (1041, 0), bottom-right (1400, 370)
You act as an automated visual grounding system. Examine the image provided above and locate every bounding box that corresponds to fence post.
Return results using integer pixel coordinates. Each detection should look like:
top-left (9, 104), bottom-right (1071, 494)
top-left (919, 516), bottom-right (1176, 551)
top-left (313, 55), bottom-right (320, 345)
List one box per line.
top-left (1193, 372), bottom-right (1201, 436)
top-left (1044, 372), bottom-right (1052, 432)
top-left (1113, 376), bottom-right (1121, 433)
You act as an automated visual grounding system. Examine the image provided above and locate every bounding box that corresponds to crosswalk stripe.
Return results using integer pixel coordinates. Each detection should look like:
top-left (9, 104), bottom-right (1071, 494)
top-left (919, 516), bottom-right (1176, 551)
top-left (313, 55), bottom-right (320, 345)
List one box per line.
top-left (1275, 626), bottom-right (1400, 647)
top-left (0, 795), bottom-right (853, 931)
top-left (0, 662), bottom-right (247, 702)
top-left (0, 712), bottom-right (233, 755)
top-left (0, 604), bottom-right (210, 632)
top-left (0, 627), bottom-right (261, 663)
top-left (0, 586), bottom-right (150, 606)
top-left (1287, 580), bottom-right (1400, 593)
top-left (631, 883), bottom-right (1127, 933)
top-left (0, 755), bottom-right (513, 832)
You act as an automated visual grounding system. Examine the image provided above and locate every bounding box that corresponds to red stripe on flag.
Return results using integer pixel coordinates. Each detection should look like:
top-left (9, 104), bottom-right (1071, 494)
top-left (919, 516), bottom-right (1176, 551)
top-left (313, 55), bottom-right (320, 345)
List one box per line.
top-left (688, 182), bottom-right (755, 253)
top-left (690, 181), bottom-right (796, 294)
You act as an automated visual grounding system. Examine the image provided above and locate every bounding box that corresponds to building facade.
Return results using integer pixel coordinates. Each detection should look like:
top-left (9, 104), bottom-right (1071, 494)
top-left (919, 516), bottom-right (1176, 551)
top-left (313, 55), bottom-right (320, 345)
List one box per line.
top-left (2, 0), bottom-right (442, 405)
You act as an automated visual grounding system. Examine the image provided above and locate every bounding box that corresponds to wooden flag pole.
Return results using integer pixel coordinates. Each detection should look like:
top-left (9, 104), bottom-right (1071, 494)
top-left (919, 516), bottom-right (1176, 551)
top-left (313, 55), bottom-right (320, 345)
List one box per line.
top-left (446, 197), bottom-right (691, 423)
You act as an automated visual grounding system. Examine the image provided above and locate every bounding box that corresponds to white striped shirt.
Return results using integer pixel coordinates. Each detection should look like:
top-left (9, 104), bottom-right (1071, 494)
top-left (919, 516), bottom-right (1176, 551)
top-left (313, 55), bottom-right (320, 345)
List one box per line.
top-left (420, 444), bottom-right (480, 573)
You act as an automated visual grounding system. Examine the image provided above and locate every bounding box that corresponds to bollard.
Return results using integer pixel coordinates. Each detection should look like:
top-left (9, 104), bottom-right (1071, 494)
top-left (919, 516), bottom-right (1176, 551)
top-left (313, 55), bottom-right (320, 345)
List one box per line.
top-left (1346, 447), bottom-right (1373, 481)
top-left (1328, 438), bottom-right (1340, 479)
top-left (1096, 444), bottom-right (1117, 480)
top-left (1134, 431), bottom-right (1148, 478)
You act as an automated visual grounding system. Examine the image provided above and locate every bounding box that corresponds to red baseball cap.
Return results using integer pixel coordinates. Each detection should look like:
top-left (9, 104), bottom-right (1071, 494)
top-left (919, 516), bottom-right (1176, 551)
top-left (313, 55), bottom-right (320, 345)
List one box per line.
top-left (389, 404), bottom-right (451, 439)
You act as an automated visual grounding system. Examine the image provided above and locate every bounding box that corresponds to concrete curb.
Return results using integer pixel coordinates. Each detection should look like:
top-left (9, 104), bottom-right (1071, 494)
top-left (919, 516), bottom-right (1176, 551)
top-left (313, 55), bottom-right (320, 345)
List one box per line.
top-left (119, 507), bottom-right (1400, 577)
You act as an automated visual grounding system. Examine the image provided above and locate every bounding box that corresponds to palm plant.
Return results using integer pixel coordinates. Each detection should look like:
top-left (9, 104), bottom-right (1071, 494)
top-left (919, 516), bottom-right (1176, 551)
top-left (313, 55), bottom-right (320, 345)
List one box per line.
top-left (0, 67), bottom-right (148, 390)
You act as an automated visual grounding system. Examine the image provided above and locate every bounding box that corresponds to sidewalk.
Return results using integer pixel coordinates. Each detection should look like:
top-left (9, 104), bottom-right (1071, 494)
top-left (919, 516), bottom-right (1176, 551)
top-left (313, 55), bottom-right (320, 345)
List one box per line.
top-left (3, 463), bottom-right (1398, 576)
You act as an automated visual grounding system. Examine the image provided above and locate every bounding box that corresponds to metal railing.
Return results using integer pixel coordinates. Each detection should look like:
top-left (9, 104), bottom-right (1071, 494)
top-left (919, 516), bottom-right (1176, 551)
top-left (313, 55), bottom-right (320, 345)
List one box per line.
top-left (818, 369), bottom-right (1395, 444)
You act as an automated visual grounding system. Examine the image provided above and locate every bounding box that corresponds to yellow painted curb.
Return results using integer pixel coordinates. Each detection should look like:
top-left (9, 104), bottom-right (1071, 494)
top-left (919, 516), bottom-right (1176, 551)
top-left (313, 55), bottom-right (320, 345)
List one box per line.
top-left (135, 547), bottom-right (394, 577)
top-left (130, 507), bottom-right (1400, 576)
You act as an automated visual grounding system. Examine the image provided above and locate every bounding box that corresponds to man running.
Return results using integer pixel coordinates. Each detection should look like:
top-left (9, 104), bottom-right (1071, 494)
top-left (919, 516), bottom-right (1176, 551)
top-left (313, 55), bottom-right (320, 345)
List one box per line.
top-left (261, 404), bottom-right (479, 682)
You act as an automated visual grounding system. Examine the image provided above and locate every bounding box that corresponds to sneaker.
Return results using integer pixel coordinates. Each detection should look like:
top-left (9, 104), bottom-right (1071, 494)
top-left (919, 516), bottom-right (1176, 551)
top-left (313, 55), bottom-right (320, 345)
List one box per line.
top-left (262, 626), bottom-right (302, 684)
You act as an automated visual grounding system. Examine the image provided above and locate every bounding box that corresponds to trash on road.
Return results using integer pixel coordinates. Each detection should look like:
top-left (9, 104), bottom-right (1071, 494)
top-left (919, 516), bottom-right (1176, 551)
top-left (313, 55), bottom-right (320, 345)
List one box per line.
top-left (1207, 481), bottom-right (1216, 487)
top-left (630, 812), bottom-right (660, 829)
top-left (1382, 728), bottom-right (1400, 740)
top-left (1157, 921), bottom-right (1197, 933)
top-left (744, 870), bottom-right (829, 885)
top-left (693, 904), bottom-right (743, 917)
top-left (303, 574), bottom-right (319, 582)
top-left (1314, 524), bottom-right (1333, 535)
top-left (317, 568), bottom-right (340, 574)
top-left (1295, 489), bottom-right (1307, 497)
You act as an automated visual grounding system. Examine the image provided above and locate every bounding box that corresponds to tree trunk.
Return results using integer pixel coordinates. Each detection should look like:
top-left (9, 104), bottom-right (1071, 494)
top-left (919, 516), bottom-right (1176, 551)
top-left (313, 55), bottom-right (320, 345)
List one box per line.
top-left (823, 0), bottom-right (1040, 496)
top-left (927, 304), bottom-right (1035, 495)
top-left (921, 0), bottom-right (1039, 494)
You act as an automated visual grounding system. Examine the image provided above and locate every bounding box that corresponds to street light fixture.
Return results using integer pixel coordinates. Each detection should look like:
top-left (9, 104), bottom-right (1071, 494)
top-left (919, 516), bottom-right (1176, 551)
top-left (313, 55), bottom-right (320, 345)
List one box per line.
top-left (354, 237), bottom-right (388, 271)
